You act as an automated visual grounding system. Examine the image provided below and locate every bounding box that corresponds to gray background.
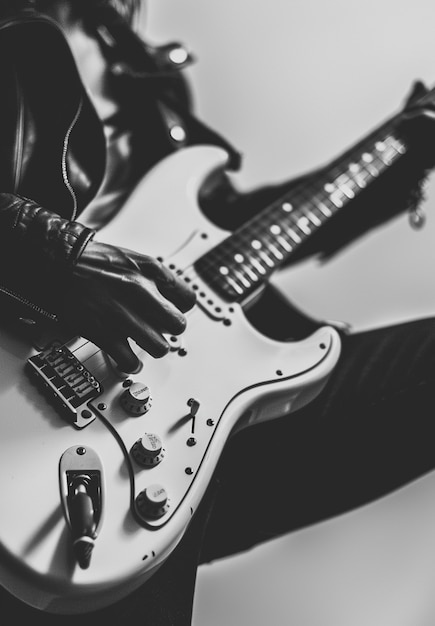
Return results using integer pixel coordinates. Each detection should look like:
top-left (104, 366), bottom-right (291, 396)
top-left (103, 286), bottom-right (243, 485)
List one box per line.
top-left (144, 2), bottom-right (435, 624)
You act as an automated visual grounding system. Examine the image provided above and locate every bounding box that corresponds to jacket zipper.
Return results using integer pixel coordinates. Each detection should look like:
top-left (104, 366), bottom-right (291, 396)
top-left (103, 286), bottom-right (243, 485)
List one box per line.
top-left (0, 17), bottom-right (87, 323)
top-left (62, 98), bottom-right (83, 221)
top-left (12, 71), bottom-right (24, 191)
top-left (0, 286), bottom-right (58, 322)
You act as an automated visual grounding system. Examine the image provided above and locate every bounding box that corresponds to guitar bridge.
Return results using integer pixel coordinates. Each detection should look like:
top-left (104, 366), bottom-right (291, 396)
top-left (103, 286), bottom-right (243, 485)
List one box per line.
top-left (27, 341), bottom-right (103, 428)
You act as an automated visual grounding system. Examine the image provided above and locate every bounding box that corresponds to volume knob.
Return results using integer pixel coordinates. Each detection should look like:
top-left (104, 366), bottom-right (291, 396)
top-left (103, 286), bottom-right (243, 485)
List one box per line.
top-left (120, 382), bottom-right (152, 415)
top-left (136, 484), bottom-right (169, 519)
top-left (131, 433), bottom-right (165, 467)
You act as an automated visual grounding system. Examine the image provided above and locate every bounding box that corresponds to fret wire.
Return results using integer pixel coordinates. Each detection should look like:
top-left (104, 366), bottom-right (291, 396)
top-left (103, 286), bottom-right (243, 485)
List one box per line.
top-left (265, 217), bottom-right (303, 248)
top-left (359, 156), bottom-right (383, 180)
top-left (235, 255), bottom-right (261, 280)
top-left (230, 227), bottom-right (287, 264)
top-left (195, 118), bottom-right (410, 296)
top-left (259, 249), bottom-right (275, 268)
top-left (233, 212), bottom-right (302, 255)
top-left (226, 276), bottom-right (244, 296)
top-left (208, 198), bottom-right (321, 272)
top-left (316, 191), bottom-right (340, 216)
top-left (210, 261), bottom-right (244, 290)
top-left (353, 168), bottom-right (371, 189)
top-left (206, 232), bottom-right (276, 285)
top-left (201, 210), bottom-right (317, 291)
top-left (276, 235), bottom-right (292, 252)
top-left (326, 119), bottom-right (399, 177)
top-left (307, 210), bottom-right (322, 226)
top-left (296, 195), bottom-right (330, 225)
top-left (269, 243), bottom-right (284, 261)
top-left (321, 128), bottom-right (398, 186)
top-left (333, 173), bottom-right (357, 198)
top-left (370, 153), bottom-right (387, 173)
top-left (242, 263), bottom-right (260, 282)
top-left (239, 182), bottom-right (339, 254)
top-left (250, 256), bottom-right (267, 275)
top-left (233, 268), bottom-right (251, 289)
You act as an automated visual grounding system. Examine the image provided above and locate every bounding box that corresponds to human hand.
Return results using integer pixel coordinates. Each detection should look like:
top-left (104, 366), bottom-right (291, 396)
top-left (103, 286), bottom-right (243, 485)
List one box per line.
top-left (59, 240), bottom-right (196, 372)
top-left (400, 80), bottom-right (435, 163)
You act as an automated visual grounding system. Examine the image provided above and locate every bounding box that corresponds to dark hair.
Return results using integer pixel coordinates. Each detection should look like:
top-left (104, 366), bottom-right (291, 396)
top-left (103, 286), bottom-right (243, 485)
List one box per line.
top-left (95, 0), bottom-right (142, 24)
top-left (2, 1), bottom-right (142, 25)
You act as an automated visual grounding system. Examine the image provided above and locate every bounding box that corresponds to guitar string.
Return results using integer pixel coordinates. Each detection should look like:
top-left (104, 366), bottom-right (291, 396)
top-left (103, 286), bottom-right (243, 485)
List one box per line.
top-left (194, 119), bottom-right (408, 298)
top-left (196, 149), bottom-right (387, 277)
top-left (205, 124), bottom-right (403, 271)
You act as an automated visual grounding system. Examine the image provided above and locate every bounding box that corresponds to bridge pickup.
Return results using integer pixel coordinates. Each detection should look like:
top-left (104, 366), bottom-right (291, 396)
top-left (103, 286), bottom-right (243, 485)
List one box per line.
top-left (27, 341), bottom-right (103, 429)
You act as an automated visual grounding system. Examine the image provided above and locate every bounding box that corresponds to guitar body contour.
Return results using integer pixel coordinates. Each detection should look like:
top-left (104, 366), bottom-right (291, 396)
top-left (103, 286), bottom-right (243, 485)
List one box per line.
top-left (0, 145), bottom-right (340, 613)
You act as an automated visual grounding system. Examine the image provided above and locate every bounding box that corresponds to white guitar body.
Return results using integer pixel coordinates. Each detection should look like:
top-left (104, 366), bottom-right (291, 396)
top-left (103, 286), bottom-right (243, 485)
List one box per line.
top-left (0, 146), bottom-right (340, 613)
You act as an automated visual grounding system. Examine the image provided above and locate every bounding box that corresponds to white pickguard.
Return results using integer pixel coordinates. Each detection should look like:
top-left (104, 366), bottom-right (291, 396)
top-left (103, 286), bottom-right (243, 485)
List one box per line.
top-left (0, 145), bottom-right (341, 613)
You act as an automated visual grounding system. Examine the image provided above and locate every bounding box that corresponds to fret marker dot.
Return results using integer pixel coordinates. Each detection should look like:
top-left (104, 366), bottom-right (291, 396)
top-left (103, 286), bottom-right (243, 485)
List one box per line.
top-left (349, 163), bottom-right (360, 173)
top-left (251, 240), bottom-right (262, 250)
top-left (219, 266), bottom-right (229, 275)
top-left (270, 225), bottom-right (281, 235)
top-left (282, 202), bottom-right (293, 212)
top-left (324, 183), bottom-right (335, 193)
top-left (362, 153), bottom-right (373, 163)
top-left (375, 141), bottom-right (386, 151)
top-left (234, 254), bottom-right (244, 263)
top-left (297, 217), bottom-right (310, 231)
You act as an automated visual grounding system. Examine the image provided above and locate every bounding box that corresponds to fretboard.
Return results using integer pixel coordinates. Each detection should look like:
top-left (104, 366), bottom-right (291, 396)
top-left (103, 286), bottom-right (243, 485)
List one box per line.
top-left (194, 114), bottom-right (408, 301)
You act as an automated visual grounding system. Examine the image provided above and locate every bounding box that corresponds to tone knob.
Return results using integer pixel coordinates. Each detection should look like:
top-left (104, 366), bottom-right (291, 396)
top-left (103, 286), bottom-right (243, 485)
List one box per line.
top-left (131, 433), bottom-right (165, 467)
top-left (120, 382), bottom-right (152, 415)
top-left (135, 484), bottom-right (169, 519)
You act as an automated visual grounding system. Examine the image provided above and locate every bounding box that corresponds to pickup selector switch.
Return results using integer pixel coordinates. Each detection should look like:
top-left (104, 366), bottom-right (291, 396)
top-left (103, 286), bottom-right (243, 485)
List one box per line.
top-left (136, 484), bottom-right (169, 519)
top-left (120, 382), bottom-right (152, 415)
top-left (131, 433), bottom-right (164, 467)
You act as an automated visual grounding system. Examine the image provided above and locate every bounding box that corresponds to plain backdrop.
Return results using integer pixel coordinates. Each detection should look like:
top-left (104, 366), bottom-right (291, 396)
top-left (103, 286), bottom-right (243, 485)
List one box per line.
top-left (143, 2), bottom-right (435, 625)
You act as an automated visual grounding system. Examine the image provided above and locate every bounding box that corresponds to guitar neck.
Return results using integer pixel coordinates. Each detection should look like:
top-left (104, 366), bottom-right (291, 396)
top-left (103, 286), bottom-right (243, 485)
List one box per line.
top-left (194, 109), bottom-right (409, 302)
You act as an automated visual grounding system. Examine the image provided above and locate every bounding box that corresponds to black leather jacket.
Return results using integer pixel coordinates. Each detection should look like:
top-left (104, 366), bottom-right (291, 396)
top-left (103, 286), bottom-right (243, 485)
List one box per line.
top-left (0, 6), bottom-right (242, 321)
top-left (0, 6), bottom-right (433, 324)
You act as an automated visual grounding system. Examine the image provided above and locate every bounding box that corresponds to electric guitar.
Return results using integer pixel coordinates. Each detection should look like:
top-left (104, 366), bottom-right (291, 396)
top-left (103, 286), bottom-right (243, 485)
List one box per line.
top-left (0, 95), bottom-right (420, 613)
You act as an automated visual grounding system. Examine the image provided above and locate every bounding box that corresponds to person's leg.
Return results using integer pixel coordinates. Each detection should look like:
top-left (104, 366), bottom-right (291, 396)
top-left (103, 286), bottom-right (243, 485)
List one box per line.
top-left (200, 317), bottom-right (435, 563)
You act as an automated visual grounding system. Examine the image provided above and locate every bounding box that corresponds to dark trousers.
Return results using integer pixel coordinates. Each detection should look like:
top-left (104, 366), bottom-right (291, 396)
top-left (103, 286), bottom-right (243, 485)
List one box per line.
top-left (3, 312), bottom-right (435, 624)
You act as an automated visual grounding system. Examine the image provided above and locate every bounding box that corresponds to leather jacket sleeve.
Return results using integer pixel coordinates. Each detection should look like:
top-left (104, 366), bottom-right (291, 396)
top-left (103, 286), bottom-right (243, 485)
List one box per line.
top-left (0, 194), bottom-right (95, 267)
top-left (0, 193), bottom-right (95, 320)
